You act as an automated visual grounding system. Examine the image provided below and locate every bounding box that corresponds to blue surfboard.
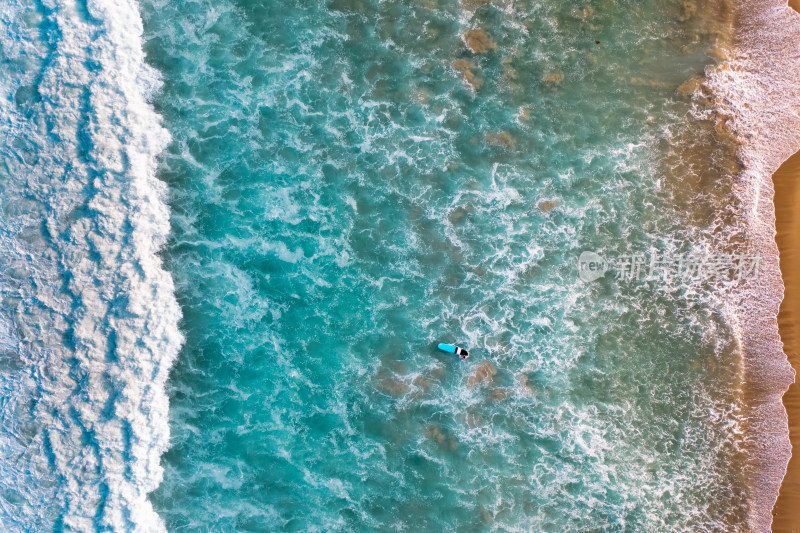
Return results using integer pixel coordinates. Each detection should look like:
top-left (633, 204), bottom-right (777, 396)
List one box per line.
top-left (438, 343), bottom-right (469, 358)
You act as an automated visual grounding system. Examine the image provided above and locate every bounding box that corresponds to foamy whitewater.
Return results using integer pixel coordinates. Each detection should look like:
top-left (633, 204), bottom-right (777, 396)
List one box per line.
top-left (1, 0), bottom-right (800, 531)
top-left (0, 0), bottom-right (181, 531)
top-left (703, 0), bottom-right (800, 530)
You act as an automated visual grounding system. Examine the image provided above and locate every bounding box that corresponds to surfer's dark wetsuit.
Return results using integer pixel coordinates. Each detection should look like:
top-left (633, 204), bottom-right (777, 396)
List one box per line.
top-left (456, 347), bottom-right (469, 359)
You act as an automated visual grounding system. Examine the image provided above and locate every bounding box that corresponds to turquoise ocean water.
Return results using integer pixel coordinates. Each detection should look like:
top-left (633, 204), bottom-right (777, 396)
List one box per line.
top-left (0, 0), bottom-right (759, 530)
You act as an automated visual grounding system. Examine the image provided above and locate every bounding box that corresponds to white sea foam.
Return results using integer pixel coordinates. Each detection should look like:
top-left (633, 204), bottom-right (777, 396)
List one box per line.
top-left (703, 1), bottom-right (800, 530)
top-left (0, 0), bottom-right (181, 531)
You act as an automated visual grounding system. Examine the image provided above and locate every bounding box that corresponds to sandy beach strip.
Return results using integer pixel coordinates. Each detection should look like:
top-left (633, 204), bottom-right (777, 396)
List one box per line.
top-left (762, 3), bottom-right (800, 530)
top-left (771, 4), bottom-right (800, 531)
top-left (772, 147), bottom-right (800, 531)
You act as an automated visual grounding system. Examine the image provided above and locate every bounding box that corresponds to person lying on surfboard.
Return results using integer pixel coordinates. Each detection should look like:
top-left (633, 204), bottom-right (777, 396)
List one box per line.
top-left (438, 343), bottom-right (469, 359)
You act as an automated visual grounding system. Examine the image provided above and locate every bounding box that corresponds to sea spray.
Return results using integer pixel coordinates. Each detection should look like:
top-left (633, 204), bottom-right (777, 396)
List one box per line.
top-left (0, 0), bottom-right (181, 530)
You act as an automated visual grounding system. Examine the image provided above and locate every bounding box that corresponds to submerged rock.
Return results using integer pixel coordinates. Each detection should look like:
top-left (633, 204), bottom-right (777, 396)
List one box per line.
top-left (425, 424), bottom-right (459, 450)
top-left (677, 76), bottom-right (704, 96)
top-left (518, 373), bottom-right (534, 394)
top-left (375, 374), bottom-right (411, 396)
top-left (452, 59), bottom-right (484, 90)
top-left (543, 72), bottom-right (564, 86)
top-left (487, 388), bottom-right (512, 401)
top-left (459, 0), bottom-right (492, 10)
top-left (538, 200), bottom-right (557, 212)
top-left (485, 131), bottom-right (515, 149)
top-left (468, 360), bottom-right (497, 388)
top-left (463, 29), bottom-right (498, 54)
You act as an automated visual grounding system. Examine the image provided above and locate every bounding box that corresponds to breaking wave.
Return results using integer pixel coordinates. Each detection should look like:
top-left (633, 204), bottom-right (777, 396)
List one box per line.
top-left (0, 0), bottom-right (181, 530)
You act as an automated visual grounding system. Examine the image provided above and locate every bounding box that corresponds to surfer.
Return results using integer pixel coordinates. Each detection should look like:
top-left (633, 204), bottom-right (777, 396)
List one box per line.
top-left (438, 343), bottom-right (469, 360)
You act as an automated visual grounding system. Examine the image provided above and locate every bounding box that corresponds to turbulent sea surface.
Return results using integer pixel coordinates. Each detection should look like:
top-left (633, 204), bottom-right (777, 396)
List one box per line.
top-left (1, 0), bottom-right (800, 531)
